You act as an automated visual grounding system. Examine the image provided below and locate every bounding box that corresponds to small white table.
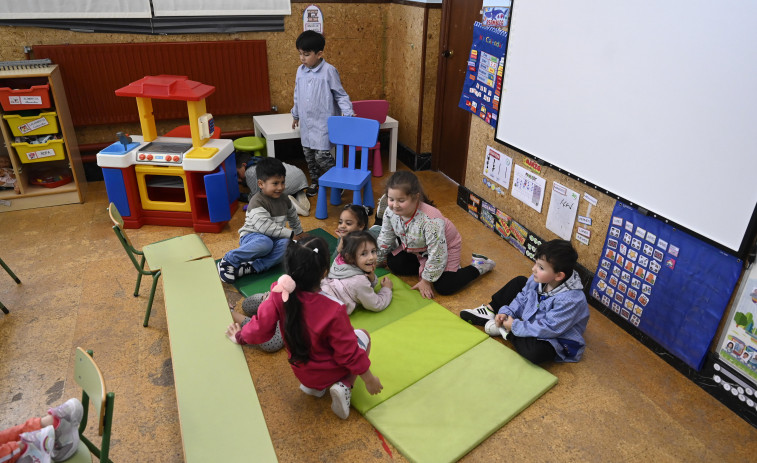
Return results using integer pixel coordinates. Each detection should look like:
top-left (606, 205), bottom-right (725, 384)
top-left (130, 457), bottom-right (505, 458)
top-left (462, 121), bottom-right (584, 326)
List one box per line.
top-left (252, 113), bottom-right (399, 172)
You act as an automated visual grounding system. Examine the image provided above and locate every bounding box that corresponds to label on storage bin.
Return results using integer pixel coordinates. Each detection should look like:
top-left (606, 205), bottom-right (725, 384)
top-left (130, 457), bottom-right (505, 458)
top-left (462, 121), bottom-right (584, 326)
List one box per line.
top-left (8, 95), bottom-right (43, 105)
top-left (25, 148), bottom-right (56, 161)
top-left (17, 117), bottom-right (49, 134)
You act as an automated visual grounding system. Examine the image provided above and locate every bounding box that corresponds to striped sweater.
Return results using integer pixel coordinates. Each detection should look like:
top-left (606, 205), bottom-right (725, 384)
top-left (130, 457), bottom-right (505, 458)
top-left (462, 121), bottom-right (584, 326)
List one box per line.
top-left (238, 192), bottom-right (303, 239)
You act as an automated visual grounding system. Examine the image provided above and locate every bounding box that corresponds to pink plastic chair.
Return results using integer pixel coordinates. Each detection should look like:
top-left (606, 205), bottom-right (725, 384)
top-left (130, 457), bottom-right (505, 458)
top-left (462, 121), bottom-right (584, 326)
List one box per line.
top-left (352, 100), bottom-right (388, 177)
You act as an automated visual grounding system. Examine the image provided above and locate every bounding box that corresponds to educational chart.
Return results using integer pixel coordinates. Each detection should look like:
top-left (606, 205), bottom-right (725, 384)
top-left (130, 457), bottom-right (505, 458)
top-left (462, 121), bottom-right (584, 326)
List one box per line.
top-left (545, 181), bottom-right (579, 241)
top-left (482, 145), bottom-right (512, 192)
top-left (458, 22), bottom-right (508, 127)
top-left (590, 202), bottom-right (742, 370)
top-left (717, 264), bottom-right (757, 386)
top-left (511, 164), bottom-right (545, 212)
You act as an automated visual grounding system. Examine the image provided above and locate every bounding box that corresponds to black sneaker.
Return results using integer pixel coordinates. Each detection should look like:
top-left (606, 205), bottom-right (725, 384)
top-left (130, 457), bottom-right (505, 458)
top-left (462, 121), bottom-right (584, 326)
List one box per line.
top-left (236, 261), bottom-right (257, 278)
top-left (306, 183), bottom-right (319, 197)
top-left (460, 305), bottom-right (495, 326)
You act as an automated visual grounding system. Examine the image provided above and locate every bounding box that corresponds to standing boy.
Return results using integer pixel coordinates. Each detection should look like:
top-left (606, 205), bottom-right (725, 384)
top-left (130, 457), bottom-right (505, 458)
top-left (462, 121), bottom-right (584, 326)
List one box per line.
top-left (460, 240), bottom-right (590, 364)
top-left (218, 157), bottom-right (305, 283)
top-left (291, 30), bottom-right (354, 196)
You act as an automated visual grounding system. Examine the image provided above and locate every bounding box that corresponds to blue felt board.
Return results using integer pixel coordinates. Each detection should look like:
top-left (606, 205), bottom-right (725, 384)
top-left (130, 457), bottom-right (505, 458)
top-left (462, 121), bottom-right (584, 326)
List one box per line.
top-left (590, 202), bottom-right (742, 369)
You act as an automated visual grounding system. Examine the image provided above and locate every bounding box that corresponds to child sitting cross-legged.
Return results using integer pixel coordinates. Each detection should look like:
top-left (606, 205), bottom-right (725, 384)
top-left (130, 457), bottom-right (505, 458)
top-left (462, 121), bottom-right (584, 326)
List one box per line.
top-left (321, 231), bottom-right (393, 315)
top-left (460, 239), bottom-right (590, 364)
top-left (218, 157), bottom-right (305, 283)
top-left (225, 236), bottom-right (383, 420)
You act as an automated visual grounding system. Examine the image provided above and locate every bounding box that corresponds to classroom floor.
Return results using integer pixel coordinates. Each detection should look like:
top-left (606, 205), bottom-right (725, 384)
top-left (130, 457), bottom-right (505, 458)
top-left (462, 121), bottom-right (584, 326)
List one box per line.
top-left (1, 155), bottom-right (756, 462)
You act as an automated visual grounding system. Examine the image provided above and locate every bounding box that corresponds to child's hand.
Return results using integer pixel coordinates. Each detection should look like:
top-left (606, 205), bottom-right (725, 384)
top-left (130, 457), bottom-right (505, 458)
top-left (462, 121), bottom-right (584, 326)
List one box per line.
top-left (501, 314), bottom-right (515, 331)
top-left (225, 323), bottom-right (241, 344)
top-left (412, 279), bottom-right (435, 299)
top-left (380, 276), bottom-right (393, 290)
top-left (361, 370), bottom-right (383, 395)
top-left (292, 118), bottom-right (299, 129)
top-left (293, 232), bottom-right (308, 241)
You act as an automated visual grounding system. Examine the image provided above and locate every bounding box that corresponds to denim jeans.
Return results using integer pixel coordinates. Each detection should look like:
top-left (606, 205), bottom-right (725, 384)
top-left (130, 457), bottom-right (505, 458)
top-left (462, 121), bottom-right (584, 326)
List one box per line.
top-left (224, 233), bottom-right (290, 273)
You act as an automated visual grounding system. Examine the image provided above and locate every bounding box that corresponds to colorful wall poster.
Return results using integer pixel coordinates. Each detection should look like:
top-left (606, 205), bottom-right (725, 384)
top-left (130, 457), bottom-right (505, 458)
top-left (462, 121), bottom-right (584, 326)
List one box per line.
top-left (483, 145), bottom-right (512, 191)
top-left (511, 164), bottom-right (546, 213)
top-left (717, 264), bottom-right (757, 387)
top-left (590, 202), bottom-right (742, 370)
top-left (546, 181), bottom-right (579, 240)
top-left (459, 22), bottom-right (508, 127)
top-left (302, 4), bottom-right (324, 33)
top-left (482, 1), bottom-right (512, 29)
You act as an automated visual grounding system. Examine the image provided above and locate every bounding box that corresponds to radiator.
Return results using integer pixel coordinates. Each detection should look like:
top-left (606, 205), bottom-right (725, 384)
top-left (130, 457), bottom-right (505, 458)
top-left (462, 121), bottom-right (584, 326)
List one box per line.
top-left (32, 41), bottom-right (271, 127)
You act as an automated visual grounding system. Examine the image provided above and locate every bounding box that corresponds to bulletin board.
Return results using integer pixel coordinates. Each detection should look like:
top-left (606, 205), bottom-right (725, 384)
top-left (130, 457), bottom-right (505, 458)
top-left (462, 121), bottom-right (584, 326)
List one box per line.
top-left (590, 202), bottom-right (742, 370)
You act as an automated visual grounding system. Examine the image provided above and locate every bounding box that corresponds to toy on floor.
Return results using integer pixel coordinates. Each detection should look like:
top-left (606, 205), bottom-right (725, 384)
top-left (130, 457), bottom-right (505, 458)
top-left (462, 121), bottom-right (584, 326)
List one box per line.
top-left (0, 155), bottom-right (19, 193)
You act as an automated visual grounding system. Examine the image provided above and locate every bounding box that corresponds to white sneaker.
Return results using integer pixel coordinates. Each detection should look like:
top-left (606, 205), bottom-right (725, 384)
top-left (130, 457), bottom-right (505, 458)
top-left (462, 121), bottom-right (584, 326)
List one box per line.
top-left (289, 191), bottom-right (311, 217)
top-left (300, 383), bottom-right (327, 397)
top-left (49, 398), bottom-right (83, 461)
top-left (19, 425), bottom-right (55, 463)
top-left (472, 253), bottom-right (496, 275)
top-left (460, 304), bottom-right (495, 326)
top-left (485, 319), bottom-right (509, 338)
top-left (329, 382), bottom-right (351, 419)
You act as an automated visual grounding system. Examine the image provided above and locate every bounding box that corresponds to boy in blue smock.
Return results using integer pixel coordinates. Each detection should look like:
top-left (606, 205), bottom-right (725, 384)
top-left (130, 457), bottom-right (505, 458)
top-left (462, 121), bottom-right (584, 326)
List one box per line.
top-left (218, 157), bottom-right (304, 283)
top-left (460, 239), bottom-right (590, 364)
top-left (291, 30), bottom-right (354, 197)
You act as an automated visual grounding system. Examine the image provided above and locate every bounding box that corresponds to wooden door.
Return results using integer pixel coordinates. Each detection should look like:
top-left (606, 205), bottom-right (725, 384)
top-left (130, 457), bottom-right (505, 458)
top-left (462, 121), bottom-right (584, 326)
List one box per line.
top-left (432, 0), bottom-right (483, 184)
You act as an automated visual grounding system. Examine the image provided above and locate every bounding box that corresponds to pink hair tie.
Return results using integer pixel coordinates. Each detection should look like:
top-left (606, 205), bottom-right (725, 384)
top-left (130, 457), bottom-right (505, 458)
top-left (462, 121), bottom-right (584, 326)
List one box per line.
top-left (273, 274), bottom-right (297, 302)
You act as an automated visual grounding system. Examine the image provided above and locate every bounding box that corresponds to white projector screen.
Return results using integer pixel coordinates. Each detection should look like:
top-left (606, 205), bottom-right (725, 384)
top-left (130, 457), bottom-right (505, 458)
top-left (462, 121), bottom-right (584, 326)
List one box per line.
top-left (494, 0), bottom-right (757, 254)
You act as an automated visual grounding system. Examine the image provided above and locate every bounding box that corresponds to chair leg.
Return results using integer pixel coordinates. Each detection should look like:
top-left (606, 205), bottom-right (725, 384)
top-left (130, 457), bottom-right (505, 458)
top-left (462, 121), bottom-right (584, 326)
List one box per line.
top-left (363, 180), bottom-right (375, 208)
top-left (134, 255), bottom-right (146, 297)
top-left (0, 257), bottom-right (21, 284)
top-left (352, 189), bottom-right (362, 206)
top-left (329, 186), bottom-right (342, 206)
top-left (1, 301), bottom-right (8, 314)
top-left (315, 185), bottom-right (329, 219)
top-left (371, 144), bottom-right (383, 177)
top-left (143, 271), bottom-right (161, 327)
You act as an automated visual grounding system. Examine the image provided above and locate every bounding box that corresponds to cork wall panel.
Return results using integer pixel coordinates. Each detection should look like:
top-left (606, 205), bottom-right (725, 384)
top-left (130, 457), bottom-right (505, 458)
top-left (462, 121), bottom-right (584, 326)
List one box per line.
top-left (419, 7), bottom-right (441, 154)
top-left (464, 117), bottom-right (613, 273)
top-left (384, 3), bottom-right (425, 150)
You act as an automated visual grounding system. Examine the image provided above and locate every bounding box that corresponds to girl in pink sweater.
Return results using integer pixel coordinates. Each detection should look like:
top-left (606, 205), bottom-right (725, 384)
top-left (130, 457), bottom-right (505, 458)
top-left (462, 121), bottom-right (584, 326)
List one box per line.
top-left (322, 231), bottom-right (393, 315)
top-left (225, 236), bottom-right (383, 419)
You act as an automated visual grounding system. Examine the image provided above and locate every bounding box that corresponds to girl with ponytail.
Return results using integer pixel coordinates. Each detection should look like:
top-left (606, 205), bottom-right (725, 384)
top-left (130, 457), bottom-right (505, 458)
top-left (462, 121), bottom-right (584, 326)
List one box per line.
top-left (225, 236), bottom-right (383, 419)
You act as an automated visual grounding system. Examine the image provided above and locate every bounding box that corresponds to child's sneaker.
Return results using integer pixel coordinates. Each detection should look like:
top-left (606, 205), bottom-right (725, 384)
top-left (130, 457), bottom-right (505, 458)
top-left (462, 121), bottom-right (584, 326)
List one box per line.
top-left (460, 304), bottom-right (495, 326)
top-left (217, 258), bottom-right (236, 284)
top-left (235, 261), bottom-right (257, 278)
top-left (289, 191), bottom-right (311, 217)
top-left (306, 183), bottom-right (319, 197)
top-left (19, 425), bottom-right (55, 463)
top-left (485, 319), bottom-right (510, 339)
top-left (242, 291), bottom-right (270, 317)
top-left (300, 383), bottom-right (327, 398)
top-left (329, 382), bottom-right (351, 420)
top-left (375, 194), bottom-right (388, 225)
top-left (49, 398), bottom-right (83, 461)
top-left (471, 253), bottom-right (496, 275)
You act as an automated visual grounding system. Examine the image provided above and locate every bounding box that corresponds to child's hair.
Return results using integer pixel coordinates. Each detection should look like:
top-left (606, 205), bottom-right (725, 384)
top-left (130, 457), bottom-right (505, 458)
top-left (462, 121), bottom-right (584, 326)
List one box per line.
top-left (536, 239), bottom-right (578, 277)
top-left (340, 231), bottom-right (378, 266)
top-left (296, 30), bottom-right (325, 53)
top-left (385, 171), bottom-right (434, 207)
top-left (255, 157), bottom-right (286, 182)
top-left (282, 235), bottom-right (330, 365)
top-left (236, 151), bottom-right (253, 169)
top-left (342, 204), bottom-right (370, 230)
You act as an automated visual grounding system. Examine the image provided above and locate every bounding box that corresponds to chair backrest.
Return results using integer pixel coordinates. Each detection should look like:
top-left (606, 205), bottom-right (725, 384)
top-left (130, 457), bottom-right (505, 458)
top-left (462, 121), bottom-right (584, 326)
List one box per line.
top-left (352, 100), bottom-right (389, 124)
top-left (108, 203), bottom-right (144, 268)
top-left (75, 347), bottom-right (115, 463)
top-left (328, 116), bottom-right (379, 171)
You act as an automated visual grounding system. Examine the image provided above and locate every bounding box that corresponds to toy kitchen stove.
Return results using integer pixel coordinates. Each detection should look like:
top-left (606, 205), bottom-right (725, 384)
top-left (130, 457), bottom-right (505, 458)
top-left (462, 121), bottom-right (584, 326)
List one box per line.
top-left (135, 141), bottom-right (192, 165)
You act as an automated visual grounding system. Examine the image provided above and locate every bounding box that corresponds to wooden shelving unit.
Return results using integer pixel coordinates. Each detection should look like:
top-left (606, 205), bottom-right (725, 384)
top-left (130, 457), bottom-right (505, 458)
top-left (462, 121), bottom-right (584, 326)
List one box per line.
top-left (0, 64), bottom-right (86, 211)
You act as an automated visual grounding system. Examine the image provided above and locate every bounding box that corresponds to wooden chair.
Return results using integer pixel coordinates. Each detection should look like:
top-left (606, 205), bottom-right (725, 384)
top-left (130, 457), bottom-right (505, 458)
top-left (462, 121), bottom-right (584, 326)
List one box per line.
top-left (315, 116), bottom-right (379, 219)
top-left (352, 100), bottom-right (389, 177)
top-left (68, 348), bottom-right (115, 463)
top-left (108, 202), bottom-right (211, 326)
top-left (0, 256), bottom-right (21, 314)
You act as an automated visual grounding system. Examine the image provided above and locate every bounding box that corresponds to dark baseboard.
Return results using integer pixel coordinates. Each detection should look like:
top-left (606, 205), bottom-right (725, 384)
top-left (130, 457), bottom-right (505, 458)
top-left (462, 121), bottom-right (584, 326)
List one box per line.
top-left (397, 142), bottom-right (432, 171)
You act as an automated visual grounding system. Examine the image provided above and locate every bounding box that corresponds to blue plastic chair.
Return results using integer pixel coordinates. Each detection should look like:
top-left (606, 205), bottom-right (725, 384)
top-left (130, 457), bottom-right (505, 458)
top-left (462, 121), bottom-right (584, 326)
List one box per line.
top-left (315, 116), bottom-right (379, 219)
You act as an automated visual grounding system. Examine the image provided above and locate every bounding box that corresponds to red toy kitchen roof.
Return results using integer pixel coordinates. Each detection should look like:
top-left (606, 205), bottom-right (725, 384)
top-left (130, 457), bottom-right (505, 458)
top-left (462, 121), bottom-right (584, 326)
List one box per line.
top-left (115, 75), bottom-right (215, 101)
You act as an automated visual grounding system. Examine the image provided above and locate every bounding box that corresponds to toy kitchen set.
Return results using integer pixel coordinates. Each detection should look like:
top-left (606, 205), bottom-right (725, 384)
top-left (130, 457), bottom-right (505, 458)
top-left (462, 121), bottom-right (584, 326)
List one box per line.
top-left (97, 75), bottom-right (238, 232)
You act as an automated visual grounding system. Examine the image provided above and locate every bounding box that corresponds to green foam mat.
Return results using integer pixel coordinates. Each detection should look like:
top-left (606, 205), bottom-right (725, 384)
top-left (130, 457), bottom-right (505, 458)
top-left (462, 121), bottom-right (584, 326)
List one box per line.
top-left (348, 274), bottom-right (429, 333)
top-left (350, 302), bottom-right (488, 414)
top-left (232, 228), bottom-right (387, 297)
top-left (364, 339), bottom-right (558, 463)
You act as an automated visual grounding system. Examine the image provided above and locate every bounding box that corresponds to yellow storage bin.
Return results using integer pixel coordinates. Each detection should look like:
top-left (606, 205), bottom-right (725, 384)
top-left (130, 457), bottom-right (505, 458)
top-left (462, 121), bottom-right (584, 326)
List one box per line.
top-left (3, 112), bottom-right (59, 136)
top-left (12, 139), bottom-right (66, 164)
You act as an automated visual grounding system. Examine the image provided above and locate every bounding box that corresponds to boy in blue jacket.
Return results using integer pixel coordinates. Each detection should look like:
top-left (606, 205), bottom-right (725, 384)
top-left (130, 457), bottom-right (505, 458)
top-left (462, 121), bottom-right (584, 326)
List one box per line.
top-left (460, 239), bottom-right (590, 364)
